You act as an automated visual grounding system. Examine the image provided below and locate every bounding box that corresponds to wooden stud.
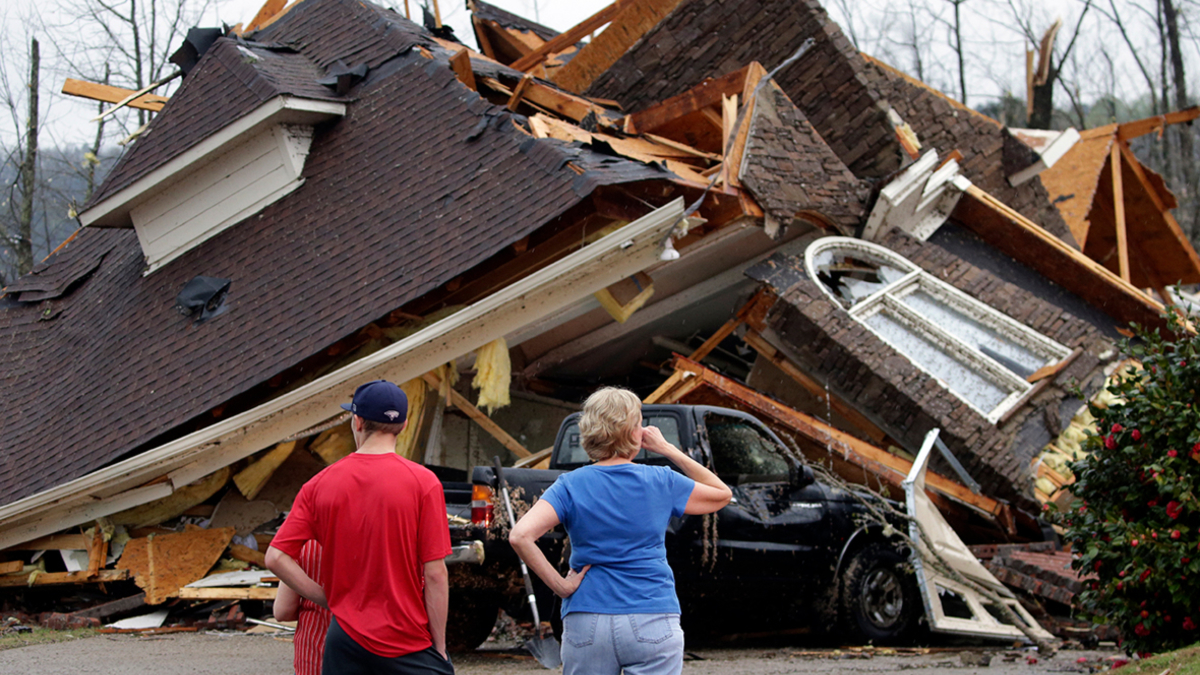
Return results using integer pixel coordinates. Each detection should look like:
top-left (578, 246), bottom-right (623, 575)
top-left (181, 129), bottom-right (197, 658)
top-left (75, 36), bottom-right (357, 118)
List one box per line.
top-left (550, 0), bottom-right (685, 93)
top-left (176, 586), bottom-right (278, 600)
top-left (624, 65), bottom-right (755, 135)
top-left (690, 318), bottom-right (741, 363)
top-left (61, 78), bottom-right (167, 112)
top-left (449, 48), bottom-right (477, 92)
top-left (431, 0), bottom-right (441, 27)
top-left (422, 372), bottom-right (530, 457)
top-left (472, 18), bottom-right (495, 59)
top-left (507, 75), bottom-right (533, 111)
top-left (233, 441), bottom-right (296, 501)
top-left (1026, 347), bottom-right (1084, 384)
top-left (0, 560), bottom-right (23, 574)
top-left (5, 533), bottom-right (90, 551)
top-left (510, 0), bottom-right (627, 73)
top-left (244, 0), bottom-right (287, 33)
top-left (87, 524), bottom-right (106, 579)
top-left (1111, 141), bottom-right (1130, 282)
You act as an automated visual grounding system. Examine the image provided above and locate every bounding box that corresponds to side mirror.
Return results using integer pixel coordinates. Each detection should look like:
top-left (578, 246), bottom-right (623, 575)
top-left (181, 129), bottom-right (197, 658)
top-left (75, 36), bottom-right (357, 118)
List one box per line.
top-left (789, 460), bottom-right (815, 489)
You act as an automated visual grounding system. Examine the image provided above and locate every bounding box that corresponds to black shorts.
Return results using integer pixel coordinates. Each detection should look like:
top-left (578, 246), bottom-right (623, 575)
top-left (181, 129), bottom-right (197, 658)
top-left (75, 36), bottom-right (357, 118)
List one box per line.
top-left (322, 618), bottom-right (454, 675)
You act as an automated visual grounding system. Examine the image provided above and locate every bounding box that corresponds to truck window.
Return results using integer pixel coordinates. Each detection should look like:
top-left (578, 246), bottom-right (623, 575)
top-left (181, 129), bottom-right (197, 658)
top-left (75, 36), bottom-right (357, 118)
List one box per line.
top-left (556, 414), bottom-right (682, 466)
top-left (705, 414), bottom-right (789, 484)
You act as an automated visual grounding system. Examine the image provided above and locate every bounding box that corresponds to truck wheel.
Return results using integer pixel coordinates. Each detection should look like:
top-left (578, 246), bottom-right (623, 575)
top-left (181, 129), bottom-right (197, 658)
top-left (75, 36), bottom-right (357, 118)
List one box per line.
top-left (447, 590), bottom-right (500, 652)
top-left (839, 543), bottom-right (920, 643)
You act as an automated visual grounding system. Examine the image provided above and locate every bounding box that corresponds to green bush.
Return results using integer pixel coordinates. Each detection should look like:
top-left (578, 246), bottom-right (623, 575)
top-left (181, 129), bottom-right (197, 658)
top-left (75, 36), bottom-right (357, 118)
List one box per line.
top-left (1054, 309), bottom-right (1200, 654)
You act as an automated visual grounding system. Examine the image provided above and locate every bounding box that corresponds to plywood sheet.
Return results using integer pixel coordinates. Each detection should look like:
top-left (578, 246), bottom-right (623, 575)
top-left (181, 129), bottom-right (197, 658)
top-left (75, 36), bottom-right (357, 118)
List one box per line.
top-left (210, 490), bottom-right (279, 536)
top-left (117, 527), bottom-right (235, 604)
top-left (1038, 130), bottom-right (1113, 247)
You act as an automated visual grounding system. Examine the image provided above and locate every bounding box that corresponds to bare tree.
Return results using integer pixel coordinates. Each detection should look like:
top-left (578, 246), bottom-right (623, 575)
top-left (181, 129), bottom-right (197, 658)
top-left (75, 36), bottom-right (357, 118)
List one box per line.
top-left (13, 37), bottom-right (40, 278)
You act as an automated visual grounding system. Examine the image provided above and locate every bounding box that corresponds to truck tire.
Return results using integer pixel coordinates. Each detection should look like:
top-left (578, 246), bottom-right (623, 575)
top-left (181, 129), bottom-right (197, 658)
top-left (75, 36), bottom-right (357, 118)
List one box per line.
top-left (839, 543), bottom-right (920, 643)
top-left (447, 590), bottom-right (500, 652)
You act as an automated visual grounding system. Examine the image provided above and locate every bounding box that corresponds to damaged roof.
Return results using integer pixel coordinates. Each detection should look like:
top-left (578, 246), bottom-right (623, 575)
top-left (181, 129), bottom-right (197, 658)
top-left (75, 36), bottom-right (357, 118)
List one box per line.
top-left (0, 0), bottom-right (669, 505)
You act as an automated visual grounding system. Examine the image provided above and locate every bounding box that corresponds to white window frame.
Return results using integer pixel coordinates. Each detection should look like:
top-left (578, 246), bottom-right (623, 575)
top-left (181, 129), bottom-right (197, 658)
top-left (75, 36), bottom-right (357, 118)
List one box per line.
top-left (805, 237), bottom-right (1071, 422)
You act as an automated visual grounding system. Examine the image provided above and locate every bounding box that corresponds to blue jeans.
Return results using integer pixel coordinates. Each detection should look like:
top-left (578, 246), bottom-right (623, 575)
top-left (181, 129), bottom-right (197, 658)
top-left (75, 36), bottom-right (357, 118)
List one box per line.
top-left (561, 613), bottom-right (683, 675)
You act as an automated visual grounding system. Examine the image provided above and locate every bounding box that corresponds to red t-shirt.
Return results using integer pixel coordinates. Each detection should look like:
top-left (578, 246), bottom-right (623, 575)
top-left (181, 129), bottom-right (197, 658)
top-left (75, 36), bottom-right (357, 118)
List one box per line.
top-left (295, 541), bottom-right (332, 675)
top-left (272, 452), bottom-right (452, 658)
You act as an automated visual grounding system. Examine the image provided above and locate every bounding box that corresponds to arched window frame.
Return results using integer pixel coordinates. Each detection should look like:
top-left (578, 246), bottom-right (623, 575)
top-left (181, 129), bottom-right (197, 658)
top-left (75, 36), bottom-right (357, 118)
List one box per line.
top-left (805, 237), bottom-right (1071, 422)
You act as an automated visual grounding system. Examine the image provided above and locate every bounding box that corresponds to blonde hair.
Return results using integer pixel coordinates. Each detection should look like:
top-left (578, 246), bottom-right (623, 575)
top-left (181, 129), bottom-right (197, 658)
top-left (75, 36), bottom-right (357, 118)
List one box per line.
top-left (578, 387), bottom-right (642, 461)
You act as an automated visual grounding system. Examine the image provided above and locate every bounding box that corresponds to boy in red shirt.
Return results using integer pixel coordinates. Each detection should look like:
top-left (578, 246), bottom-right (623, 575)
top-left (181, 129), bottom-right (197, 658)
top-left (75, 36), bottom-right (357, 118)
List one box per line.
top-left (274, 540), bottom-right (332, 675)
top-left (267, 380), bottom-right (454, 674)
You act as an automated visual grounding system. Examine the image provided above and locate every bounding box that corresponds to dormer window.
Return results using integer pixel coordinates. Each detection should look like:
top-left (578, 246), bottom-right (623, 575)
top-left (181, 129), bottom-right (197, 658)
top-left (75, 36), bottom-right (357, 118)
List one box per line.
top-left (806, 237), bottom-right (1070, 421)
top-left (80, 96), bottom-right (345, 273)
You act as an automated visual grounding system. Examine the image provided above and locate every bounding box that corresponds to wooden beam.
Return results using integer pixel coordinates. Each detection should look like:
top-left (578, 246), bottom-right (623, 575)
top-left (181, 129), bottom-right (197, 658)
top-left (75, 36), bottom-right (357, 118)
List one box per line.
top-left (550, 0), bottom-right (686, 93)
top-left (176, 586), bottom-right (278, 600)
top-left (1117, 107), bottom-right (1200, 142)
top-left (643, 370), bottom-right (687, 404)
top-left (450, 48), bottom-right (477, 92)
top-left (718, 94), bottom-right (738, 187)
top-left (664, 357), bottom-right (1007, 519)
top-left (510, 0), bottom-right (627, 72)
top-left (624, 66), bottom-right (752, 135)
top-left (520, 80), bottom-right (609, 123)
top-left (0, 560), bottom-right (23, 574)
top-left (243, 0), bottom-right (287, 33)
top-left (690, 318), bottom-right (741, 362)
top-left (5, 533), bottom-right (90, 551)
top-left (233, 441), bottom-right (296, 501)
top-left (0, 568), bottom-right (128, 588)
top-left (87, 525), bottom-right (106, 578)
top-left (743, 330), bottom-right (892, 446)
top-left (1026, 347), bottom-right (1084, 384)
top-left (1118, 142), bottom-right (1200, 278)
top-left (61, 78), bottom-right (167, 112)
top-left (422, 373), bottom-right (530, 457)
top-left (1112, 142), bottom-right (1130, 282)
top-left (951, 185), bottom-right (1167, 331)
top-left (472, 17), bottom-right (497, 60)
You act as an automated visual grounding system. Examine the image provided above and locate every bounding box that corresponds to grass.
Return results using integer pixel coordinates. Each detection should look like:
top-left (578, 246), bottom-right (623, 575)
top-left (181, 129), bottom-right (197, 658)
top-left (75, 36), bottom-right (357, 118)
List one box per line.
top-left (0, 626), bottom-right (98, 651)
top-left (1122, 644), bottom-right (1200, 674)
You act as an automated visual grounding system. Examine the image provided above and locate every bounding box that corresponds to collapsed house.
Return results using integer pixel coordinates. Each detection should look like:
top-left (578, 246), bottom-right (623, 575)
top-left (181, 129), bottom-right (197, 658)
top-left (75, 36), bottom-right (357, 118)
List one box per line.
top-left (2, 0), bottom-right (1198, 643)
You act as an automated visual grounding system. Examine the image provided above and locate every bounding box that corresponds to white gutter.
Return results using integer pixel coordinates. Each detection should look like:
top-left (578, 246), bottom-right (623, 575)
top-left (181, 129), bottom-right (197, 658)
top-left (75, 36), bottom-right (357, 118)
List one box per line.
top-left (0, 199), bottom-right (685, 549)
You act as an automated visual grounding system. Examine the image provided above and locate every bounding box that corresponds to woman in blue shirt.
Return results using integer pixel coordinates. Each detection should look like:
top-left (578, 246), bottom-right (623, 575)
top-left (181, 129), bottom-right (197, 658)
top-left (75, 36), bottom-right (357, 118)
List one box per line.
top-left (509, 387), bottom-right (732, 675)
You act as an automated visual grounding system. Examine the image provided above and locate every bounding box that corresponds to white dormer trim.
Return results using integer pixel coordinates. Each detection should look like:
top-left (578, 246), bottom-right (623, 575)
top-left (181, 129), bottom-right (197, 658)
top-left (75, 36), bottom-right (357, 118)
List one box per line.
top-left (80, 96), bottom-right (345, 273)
top-left (862, 150), bottom-right (972, 242)
top-left (1007, 127), bottom-right (1081, 186)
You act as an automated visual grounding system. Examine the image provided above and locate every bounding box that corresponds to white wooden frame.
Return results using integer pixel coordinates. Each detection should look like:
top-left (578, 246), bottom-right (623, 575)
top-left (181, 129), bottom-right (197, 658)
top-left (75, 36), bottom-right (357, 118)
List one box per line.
top-left (806, 237), bottom-right (1070, 422)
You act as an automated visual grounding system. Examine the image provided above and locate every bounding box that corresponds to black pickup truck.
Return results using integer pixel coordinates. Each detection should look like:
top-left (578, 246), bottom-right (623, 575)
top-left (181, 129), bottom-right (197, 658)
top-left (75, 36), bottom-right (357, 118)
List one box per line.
top-left (441, 404), bottom-right (919, 649)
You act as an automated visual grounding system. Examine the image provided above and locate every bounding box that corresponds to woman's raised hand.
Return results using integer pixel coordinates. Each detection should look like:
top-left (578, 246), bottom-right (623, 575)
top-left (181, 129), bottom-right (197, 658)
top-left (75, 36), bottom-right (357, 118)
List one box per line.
top-left (641, 426), bottom-right (679, 457)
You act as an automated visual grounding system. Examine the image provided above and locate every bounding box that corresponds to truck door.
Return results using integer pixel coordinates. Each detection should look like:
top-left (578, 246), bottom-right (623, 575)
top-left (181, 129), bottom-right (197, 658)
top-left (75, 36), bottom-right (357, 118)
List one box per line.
top-left (701, 411), bottom-right (831, 599)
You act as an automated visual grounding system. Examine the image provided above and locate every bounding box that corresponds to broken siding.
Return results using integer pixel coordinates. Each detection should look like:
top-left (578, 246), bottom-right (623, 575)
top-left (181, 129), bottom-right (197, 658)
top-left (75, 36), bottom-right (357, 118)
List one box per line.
top-left (748, 230), bottom-right (1115, 505)
top-left (585, 0), bottom-right (903, 179)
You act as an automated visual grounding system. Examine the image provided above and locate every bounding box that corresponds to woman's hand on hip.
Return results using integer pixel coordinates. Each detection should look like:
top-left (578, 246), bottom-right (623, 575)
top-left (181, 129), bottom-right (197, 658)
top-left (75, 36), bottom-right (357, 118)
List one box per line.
top-left (555, 565), bottom-right (592, 598)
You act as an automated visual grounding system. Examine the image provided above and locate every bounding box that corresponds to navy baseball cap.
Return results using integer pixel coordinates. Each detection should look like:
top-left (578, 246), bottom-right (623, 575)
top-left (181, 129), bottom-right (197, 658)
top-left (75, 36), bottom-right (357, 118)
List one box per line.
top-left (341, 380), bottom-right (408, 424)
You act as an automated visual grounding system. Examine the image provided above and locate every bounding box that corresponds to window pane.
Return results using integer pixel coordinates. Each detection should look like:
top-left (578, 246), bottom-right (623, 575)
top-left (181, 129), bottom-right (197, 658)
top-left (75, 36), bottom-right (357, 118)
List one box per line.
top-left (706, 414), bottom-right (789, 484)
top-left (814, 249), bottom-right (912, 309)
top-left (899, 291), bottom-right (1049, 379)
top-left (863, 311), bottom-right (1011, 412)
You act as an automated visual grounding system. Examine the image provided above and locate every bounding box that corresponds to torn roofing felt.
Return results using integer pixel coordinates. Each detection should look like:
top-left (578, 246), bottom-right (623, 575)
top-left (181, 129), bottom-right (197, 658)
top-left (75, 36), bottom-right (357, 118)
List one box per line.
top-left (0, 0), bottom-right (669, 506)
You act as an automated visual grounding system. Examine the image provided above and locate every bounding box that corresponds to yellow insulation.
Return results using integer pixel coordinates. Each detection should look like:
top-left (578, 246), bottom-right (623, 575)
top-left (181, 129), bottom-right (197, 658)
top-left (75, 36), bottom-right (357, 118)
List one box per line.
top-left (394, 377), bottom-right (428, 460)
top-left (473, 338), bottom-right (511, 415)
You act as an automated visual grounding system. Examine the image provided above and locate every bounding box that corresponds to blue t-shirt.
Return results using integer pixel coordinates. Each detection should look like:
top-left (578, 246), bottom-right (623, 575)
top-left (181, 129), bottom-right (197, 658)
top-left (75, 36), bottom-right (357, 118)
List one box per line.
top-left (541, 463), bottom-right (695, 616)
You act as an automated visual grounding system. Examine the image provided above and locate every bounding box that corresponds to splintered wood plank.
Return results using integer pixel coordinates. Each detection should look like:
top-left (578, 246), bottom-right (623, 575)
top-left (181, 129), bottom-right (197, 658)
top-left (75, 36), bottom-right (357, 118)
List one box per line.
top-left (520, 80), bottom-right (606, 122)
top-left (510, 0), bottom-right (626, 72)
top-left (0, 569), bottom-right (129, 588)
top-left (176, 586), bottom-right (278, 600)
top-left (61, 79), bottom-right (167, 112)
top-left (551, 0), bottom-right (686, 93)
top-left (228, 543), bottom-right (267, 568)
top-left (244, 0), bottom-right (287, 32)
top-left (311, 422), bottom-right (355, 464)
top-left (507, 74), bottom-right (533, 111)
top-left (1117, 107), bottom-right (1200, 142)
top-left (422, 372), bottom-right (530, 457)
top-left (110, 467), bottom-right (231, 528)
top-left (117, 528), bottom-right (236, 604)
top-left (0, 560), bottom-right (23, 574)
top-left (1112, 142), bottom-right (1130, 282)
top-left (624, 66), bottom-right (752, 135)
top-left (450, 48), bottom-right (477, 91)
top-left (472, 17), bottom-right (497, 60)
top-left (644, 372), bottom-right (686, 404)
top-left (234, 441), bottom-right (297, 501)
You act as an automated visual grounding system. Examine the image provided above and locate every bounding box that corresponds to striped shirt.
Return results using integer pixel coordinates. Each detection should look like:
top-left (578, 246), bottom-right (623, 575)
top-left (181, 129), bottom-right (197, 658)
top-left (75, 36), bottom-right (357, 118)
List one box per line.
top-left (295, 541), bottom-right (332, 675)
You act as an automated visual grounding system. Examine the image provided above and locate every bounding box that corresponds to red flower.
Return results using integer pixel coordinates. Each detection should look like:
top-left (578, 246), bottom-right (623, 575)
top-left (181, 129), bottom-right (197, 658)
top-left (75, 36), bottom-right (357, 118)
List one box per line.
top-left (1174, 530), bottom-right (1182, 540)
top-left (1120, 570), bottom-right (1127, 577)
top-left (1168, 501), bottom-right (1184, 519)
top-left (1135, 622), bottom-right (1151, 637)
top-left (1140, 569), bottom-right (1153, 582)
top-left (1170, 449), bottom-right (1179, 458)
top-left (1148, 499), bottom-right (1159, 508)
top-left (1184, 557), bottom-right (1191, 564)
top-left (1186, 617), bottom-right (1197, 631)
top-left (1112, 423), bottom-right (1125, 433)
top-left (1117, 581), bottom-right (1124, 590)
top-left (1132, 539), bottom-right (1140, 547)
top-left (1095, 560), bottom-right (1103, 570)
top-left (1141, 610), bottom-right (1150, 618)
top-left (1193, 442), bottom-right (1200, 454)
top-left (1133, 429), bottom-right (1142, 441)
top-left (1106, 434), bottom-right (1117, 450)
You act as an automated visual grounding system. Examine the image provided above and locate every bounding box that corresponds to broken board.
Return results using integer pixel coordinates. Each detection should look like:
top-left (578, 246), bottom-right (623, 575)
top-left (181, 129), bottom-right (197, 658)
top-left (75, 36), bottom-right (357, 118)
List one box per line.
top-left (210, 490), bottom-right (280, 536)
top-left (254, 446), bottom-right (325, 511)
top-left (117, 527), bottom-right (235, 604)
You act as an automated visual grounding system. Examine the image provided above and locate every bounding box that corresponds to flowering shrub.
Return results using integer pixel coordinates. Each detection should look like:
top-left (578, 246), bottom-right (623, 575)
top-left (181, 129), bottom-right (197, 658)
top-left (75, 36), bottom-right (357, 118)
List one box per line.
top-left (1053, 309), bottom-right (1200, 654)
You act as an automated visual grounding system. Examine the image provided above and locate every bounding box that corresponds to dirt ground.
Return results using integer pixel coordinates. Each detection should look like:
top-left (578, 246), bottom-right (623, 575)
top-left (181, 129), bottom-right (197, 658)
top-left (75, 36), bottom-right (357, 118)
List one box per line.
top-left (0, 631), bottom-right (1126, 675)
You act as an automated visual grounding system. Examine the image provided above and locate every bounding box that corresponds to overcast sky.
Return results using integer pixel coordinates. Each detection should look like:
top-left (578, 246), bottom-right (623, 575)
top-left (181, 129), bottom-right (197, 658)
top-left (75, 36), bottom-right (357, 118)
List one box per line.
top-left (0, 0), bottom-right (1186, 149)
